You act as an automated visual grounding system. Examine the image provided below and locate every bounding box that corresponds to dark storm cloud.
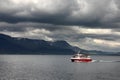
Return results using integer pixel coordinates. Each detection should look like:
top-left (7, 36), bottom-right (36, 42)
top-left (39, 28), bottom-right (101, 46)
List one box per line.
top-left (0, 0), bottom-right (120, 28)
top-left (0, 0), bottom-right (73, 24)
top-left (0, 22), bottom-right (119, 42)
top-left (0, 22), bottom-right (69, 32)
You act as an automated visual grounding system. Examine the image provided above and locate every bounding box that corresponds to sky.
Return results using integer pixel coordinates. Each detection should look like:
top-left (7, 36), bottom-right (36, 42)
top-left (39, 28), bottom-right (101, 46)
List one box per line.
top-left (0, 0), bottom-right (120, 52)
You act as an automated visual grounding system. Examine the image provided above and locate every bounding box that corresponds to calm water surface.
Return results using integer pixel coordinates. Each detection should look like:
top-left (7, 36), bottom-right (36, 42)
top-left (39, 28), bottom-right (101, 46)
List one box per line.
top-left (0, 55), bottom-right (120, 80)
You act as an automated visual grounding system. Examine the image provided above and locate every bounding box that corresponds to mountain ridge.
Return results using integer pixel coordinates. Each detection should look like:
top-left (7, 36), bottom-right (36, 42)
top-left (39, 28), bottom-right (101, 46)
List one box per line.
top-left (0, 33), bottom-right (76, 54)
top-left (0, 33), bottom-right (119, 55)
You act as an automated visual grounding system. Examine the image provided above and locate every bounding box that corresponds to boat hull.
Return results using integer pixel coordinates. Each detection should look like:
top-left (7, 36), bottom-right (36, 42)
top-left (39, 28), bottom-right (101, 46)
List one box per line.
top-left (71, 58), bottom-right (92, 62)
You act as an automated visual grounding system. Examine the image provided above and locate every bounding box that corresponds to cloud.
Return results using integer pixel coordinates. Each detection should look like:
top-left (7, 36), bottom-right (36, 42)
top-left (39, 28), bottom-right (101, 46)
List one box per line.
top-left (0, 0), bottom-right (120, 28)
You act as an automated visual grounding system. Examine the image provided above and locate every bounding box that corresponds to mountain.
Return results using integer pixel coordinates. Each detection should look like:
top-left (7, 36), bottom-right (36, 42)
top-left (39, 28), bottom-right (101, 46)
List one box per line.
top-left (0, 33), bottom-right (119, 55)
top-left (0, 33), bottom-right (78, 54)
top-left (79, 50), bottom-right (120, 56)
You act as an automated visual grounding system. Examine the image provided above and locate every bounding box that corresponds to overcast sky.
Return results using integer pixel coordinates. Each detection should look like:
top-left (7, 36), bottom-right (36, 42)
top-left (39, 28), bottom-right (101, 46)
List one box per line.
top-left (0, 0), bottom-right (120, 52)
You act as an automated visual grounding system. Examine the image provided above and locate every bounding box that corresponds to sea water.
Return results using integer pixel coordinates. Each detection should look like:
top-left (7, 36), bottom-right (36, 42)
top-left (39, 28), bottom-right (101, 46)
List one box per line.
top-left (0, 55), bottom-right (120, 80)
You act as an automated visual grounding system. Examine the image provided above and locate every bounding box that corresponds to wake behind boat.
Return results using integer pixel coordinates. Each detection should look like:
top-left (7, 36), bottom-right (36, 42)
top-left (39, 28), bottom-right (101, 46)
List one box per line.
top-left (71, 51), bottom-right (92, 62)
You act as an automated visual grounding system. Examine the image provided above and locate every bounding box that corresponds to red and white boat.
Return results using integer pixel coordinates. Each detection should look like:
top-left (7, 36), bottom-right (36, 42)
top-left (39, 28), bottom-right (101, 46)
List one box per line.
top-left (71, 52), bottom-right (92, 62)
